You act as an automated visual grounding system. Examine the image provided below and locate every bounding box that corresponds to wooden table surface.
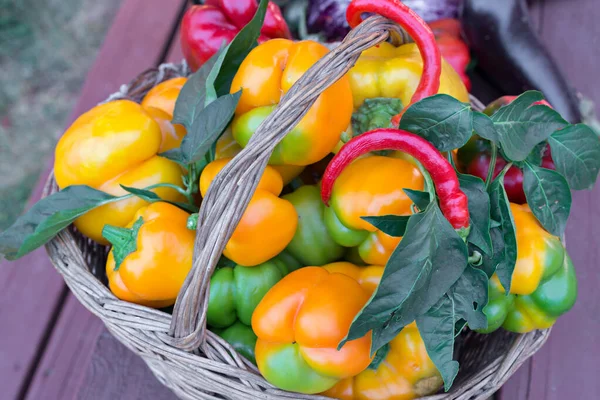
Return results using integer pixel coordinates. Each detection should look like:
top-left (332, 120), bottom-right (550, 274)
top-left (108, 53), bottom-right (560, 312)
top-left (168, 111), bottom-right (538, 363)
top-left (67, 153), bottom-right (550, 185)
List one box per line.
top-left (0, 0), bottom-right (598, 399)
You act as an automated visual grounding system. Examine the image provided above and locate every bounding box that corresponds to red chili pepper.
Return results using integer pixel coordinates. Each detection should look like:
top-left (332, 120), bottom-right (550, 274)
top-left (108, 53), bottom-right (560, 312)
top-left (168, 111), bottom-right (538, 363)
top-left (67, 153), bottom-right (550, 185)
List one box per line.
top-left (346, 0), bottom-right (442, 126)
top-left (180, 0), bottom-right (291, 71)
top-left (322, 128), bottom-right (470, 230)
top-left (429, 19), bottom-right (472, 91)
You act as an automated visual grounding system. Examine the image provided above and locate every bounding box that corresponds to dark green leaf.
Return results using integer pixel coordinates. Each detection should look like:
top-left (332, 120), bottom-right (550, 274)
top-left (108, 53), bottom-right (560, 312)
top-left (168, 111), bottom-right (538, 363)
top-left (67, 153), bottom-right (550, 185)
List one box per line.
top-left (361, 215), bottom-right (410, 237)
top-left (490, 91), bottom-right (568, 162)
top-left (457, 173), bottom-right (491, 255)
top-left (159, 148), bottom-right (188, 166)
top-left (523, 163), bottom-right (571, 236)
top-left (367, 343), bottom-right (390, 371)
top-left (120, 185), bottom-right (198, 214)
top-left (102, 217), bottom-right (144, 270)
top-left (204, 44), bottom-right (230, 107)
top-left (548, 124), bottom-right (600, 190)
top-left (172, 53), bottom-right (220, 129)
top-left (352, 98), bottom-right (403, 136)
top-left (403, 188), bottom-right (431, 210)
top-left (213, 0), bottom-right (269, 95)
top-left (0, 185), bottom-right (121, 260)
top-left (523, 141), bottom-right (547, 167)
top-left (416, 294), bottom-right (460, 391)
top-left (450, 266), bottom-right (488, 330)
top-left (472, 111), bottom-right (498, 142)
top-left (343, 202), bottom-right (468, 350)
top-left (180, 91), bottom-right (242, 164)
top-left (400, 94), bottom-right (473, 152)
top-left (488, 171), bottom-right (517, 291)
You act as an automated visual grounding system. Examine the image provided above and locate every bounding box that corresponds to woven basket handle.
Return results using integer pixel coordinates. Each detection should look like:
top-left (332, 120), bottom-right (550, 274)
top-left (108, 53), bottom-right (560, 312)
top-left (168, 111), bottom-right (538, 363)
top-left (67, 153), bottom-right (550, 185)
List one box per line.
top-left (167, 16), bottom-right (407, 352)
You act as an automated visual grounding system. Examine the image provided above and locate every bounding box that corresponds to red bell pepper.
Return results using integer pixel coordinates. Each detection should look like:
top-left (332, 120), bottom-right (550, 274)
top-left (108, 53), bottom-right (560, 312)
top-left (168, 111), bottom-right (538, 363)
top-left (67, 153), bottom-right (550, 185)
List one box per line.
top-left (429, 19), bottom-right (472, 91)
top-left (180, 0), bottom-right (292, 71)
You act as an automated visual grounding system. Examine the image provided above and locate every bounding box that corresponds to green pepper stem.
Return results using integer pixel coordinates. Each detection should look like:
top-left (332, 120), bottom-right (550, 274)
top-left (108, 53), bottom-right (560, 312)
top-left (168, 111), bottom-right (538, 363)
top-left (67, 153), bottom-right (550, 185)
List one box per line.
top-left (102, 217), bottom-right (144, 271)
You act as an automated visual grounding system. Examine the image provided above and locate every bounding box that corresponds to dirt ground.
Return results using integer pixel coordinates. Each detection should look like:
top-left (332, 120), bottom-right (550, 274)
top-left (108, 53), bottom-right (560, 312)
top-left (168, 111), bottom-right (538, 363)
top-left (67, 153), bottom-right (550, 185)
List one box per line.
top-left (0, 0), bottom-right (122, 230)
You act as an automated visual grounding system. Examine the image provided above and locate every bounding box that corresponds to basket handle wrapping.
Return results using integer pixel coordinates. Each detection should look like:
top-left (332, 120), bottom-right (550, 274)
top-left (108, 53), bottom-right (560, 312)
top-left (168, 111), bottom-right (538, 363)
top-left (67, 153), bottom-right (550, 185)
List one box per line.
top-left (167, 16), bottom-right (409, 352)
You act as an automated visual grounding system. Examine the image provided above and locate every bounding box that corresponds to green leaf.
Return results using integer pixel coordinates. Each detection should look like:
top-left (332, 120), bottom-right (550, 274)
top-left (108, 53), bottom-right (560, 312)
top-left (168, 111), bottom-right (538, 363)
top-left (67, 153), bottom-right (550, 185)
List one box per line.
top-left (400, 94), bottom-right (473, 152)
top-left (457, 173), bottom-right (491, 255)
top-left (159, 148), bottom-right (188, 166)
top-left (403, 188), bottom-right (431, 210)
top-left (213, 0), bottom-right (269, 95)
top-left (0, 185), bottom-right (121, 260)
top-left (367, 343), bottom-right (390, 371)
top-left (548, 124), bottom-right (600, 190)
top-left (523, 163), bottom-right (571, 236)
top-left (119, 185), bottom-right (198, 214)
top-left (450, 265), bottom-right (488, 330)
top-left (102, 217), bottom-right (144, 271)
top-left (361, 215), bottom-right (410, 238)
top-left (416, 266), bottom-right (488, 391)
top-left (352, 98), bottom-right (403, 136)
top-left (180, 91), bottom-right (242, 164)
top-left (488, 170), bottom-right (517, 291)
top-left (172, 53), bottom-right (220, 129)
top-left (343, 202), bottom-right (468, 350)
top-left (204, 44), bottom-right (230, 107)
top-left (472, 111), bottom-right (498, 142)
top-left (490, 91), bottom-right (568, 162)
top-left (416, 294), bottom-right (460, 391)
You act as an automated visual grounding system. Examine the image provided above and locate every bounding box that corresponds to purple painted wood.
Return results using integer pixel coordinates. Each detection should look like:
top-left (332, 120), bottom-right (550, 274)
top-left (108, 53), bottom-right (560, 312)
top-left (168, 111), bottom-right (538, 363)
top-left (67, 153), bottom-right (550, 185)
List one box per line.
top-left (501, 0), bottom-right (600, 398)
top-left (2, 0), bottom-right (187, 399)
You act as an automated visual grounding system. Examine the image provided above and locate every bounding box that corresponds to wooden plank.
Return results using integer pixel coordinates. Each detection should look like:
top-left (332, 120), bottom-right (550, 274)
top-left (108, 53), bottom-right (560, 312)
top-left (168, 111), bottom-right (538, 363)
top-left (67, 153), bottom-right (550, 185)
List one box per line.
top-left (11, 0), bottom-right (187, 399)
top-left (77, 331), bottom-right (177, 400)
top-left (501, 0), bottom-right (600, 398)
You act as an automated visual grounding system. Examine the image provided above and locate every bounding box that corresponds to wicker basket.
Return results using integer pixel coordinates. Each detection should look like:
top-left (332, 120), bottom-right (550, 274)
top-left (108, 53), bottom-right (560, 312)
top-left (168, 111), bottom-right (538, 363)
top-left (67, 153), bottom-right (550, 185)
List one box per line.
top-left (44, 15), bottom-right (551, 400)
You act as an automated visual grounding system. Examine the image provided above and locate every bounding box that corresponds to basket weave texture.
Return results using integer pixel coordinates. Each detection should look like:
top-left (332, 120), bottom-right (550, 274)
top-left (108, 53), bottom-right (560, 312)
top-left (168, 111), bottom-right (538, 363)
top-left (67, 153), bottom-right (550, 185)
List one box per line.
top-left (44, 15), bottom-right (550, 400)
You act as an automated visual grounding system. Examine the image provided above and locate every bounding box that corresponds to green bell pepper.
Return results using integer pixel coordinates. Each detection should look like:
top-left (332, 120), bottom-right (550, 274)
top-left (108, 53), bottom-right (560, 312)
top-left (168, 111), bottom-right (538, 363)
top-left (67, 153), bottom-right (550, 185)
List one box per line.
top-left (207, 259), bottom-right (288, 328)
top-left (214, 321), bottom-right (258, 365)
top-left (282, 185), bottom-right (345, 265)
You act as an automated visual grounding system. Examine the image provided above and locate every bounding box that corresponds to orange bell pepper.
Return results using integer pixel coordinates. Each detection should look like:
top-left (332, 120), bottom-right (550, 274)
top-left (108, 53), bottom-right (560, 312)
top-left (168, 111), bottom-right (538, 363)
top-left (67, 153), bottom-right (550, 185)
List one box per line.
top-left (104, 202), bottom-right (195, 308)
top-left (199, 158), bottom-right (297, 266)
top-left (252, 266), bottom-right (373, 394)
top-left (230, 39), bottom-right (353, 166)
top-left (324, 155), bottom-right (423, 265)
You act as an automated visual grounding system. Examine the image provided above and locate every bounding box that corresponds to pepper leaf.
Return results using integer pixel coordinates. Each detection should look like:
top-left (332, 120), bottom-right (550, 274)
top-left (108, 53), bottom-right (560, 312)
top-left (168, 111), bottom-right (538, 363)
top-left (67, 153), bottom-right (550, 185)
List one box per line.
top-left (213, 0), bottom-right (269, 96)
top-left (403, 188), bottom-right (431, 210)
top-left (179, 91), bottom-right (242, 164)
top-left (0, 185), bottom-right (121, 260)
top-left (119, 185), bottom-right (198, 214)
top-left (548, 124), bottom-right (600, 190)
top-left (361, 215), bottom-right (411, 238)
top-left (172, 53), bottom-right (220, 129)
top-left (523, 163), bottom-right (571, 236)
top-left (472, 111), bottom-right (498, 142)
top-left (400, 94), bottom-right (473, 152)
top-left (342, 202), bottom-right (468, 351)
top-left (450, 265), bottom-right (488, 331)
top-left (416, 294), bottom-right (460, 391)
top-left (457, 173), bottom-right (491, 255)
top-left (490, 91), bottom-right (568, 162)
top-left (488, 170), bottom-right (517, 291)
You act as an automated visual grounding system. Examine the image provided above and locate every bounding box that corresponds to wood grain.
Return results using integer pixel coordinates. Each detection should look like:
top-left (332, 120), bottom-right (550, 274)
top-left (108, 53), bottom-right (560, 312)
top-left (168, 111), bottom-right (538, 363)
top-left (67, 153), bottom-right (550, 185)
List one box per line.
top-left (6, 0), bottom-right (187, 399)
top-left (77, 332), bottom-right (177, 400)
top-left (501, 0), bottom-right (600, 398)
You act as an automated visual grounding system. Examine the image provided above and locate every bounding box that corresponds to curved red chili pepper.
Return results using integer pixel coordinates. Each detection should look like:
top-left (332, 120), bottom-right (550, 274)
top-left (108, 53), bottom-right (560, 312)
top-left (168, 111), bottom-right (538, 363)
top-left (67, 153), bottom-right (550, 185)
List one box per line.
top-left (322, 128), bottom-right (470, 230)
top-left (346, 0), bottom-right (442, 126)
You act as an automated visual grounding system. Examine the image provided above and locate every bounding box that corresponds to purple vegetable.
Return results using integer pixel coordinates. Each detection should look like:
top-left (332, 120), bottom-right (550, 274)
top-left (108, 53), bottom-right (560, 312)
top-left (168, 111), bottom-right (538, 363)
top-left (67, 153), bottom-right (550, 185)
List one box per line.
top-left (306, 0), bottom-right (461, 42)
top-left (306, 0), bottom-right (351, 42)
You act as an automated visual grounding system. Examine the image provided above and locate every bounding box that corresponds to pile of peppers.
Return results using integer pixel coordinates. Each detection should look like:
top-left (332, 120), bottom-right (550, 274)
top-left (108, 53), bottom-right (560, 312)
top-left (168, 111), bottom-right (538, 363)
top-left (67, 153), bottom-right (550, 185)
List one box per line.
top-left (2, 0), bottom-right (585, 399)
